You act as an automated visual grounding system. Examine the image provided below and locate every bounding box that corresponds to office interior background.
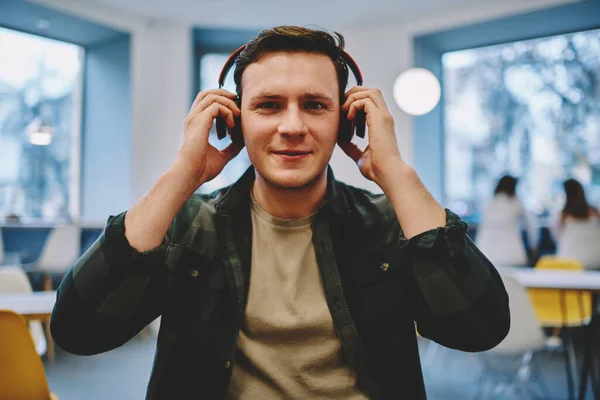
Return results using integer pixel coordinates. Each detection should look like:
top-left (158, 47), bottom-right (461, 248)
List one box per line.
top-left (1, 0), bottom-right (600, 398)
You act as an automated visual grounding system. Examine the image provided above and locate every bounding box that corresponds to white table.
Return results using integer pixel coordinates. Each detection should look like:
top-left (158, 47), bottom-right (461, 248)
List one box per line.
top-left (0, 291), bottom-right (57, 361)
top-left (497, 266), bottom-right (600, 400)
top-left (497, 265), bottom-right (600, 292)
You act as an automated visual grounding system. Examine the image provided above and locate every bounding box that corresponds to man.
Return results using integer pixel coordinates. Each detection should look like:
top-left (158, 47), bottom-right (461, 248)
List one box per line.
top-left (51, 26), bottom-right (510, 399)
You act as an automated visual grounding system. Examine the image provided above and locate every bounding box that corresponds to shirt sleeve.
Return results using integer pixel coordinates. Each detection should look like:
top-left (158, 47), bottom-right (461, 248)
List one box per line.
top-left (50, 212), bottom-right (171, 356)
top-left (401, 209), bottom-right (510, 352)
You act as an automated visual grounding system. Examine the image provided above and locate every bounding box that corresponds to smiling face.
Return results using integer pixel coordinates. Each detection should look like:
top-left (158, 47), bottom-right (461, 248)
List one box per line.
top-left (240, 51), bottom-right (340, 190)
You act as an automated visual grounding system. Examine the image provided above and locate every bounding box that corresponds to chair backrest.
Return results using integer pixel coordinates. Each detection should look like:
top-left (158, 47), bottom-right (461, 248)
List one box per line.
top-left (0, 310), bottom-right (53, 399)
top-left (528, 256), bottom-right (592, 326)
top-left (37, 225), bottom-right (81, 272)
top-left (0, 266), bottom-right (34, 294)
top-left (490, 275), bottom-right (546, 353)
top-left (536, 255), bottom-right (584, 271)
top-left (0, 266), bottom-right (47, 355)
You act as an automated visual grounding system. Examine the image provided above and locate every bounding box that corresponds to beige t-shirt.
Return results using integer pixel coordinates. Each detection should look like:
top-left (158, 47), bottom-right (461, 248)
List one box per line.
top-left (226, 197), bottom-right (368, 399)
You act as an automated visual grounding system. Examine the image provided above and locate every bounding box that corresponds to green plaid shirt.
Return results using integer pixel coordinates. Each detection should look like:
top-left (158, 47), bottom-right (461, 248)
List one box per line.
top-left (51, 166), bottom-right (510, 399)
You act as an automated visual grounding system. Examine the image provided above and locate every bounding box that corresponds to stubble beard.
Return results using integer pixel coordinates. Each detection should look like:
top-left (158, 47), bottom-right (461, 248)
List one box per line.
top-left (255, 166), bottom-right (327, 192)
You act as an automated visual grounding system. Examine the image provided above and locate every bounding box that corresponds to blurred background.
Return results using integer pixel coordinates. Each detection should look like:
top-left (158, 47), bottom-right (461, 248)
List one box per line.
top-left (1, 0), bottom-right (600, 399)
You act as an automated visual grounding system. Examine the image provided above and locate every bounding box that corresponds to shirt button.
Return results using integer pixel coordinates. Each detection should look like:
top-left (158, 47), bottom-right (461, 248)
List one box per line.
top-left (224, 361), bottom-right (231, 368)
top-left (190, 269), bottom-right (199, 278)
top-left (381, 262), bottom-right (390, 272)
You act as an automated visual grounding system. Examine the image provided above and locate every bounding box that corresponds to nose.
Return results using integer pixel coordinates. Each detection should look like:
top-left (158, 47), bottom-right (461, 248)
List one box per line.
top-left (277, 105), bottom-right (308, 137)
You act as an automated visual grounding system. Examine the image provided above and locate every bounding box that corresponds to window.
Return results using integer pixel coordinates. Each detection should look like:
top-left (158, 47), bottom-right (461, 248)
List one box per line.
top-left (0, 27), bottom-right (83, 223)
top-left (443, 28), bottom-right (600, 217)
top-left (198, 52), bottom-right (250, 194)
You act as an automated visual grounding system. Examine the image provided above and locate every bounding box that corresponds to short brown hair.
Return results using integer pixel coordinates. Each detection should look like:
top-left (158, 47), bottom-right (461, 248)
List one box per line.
top-left (233, 26), bottom-right (349, 99)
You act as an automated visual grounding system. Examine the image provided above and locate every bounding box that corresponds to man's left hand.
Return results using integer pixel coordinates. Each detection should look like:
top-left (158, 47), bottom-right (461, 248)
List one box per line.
top-left (338, 86), bottom-right (404, 190)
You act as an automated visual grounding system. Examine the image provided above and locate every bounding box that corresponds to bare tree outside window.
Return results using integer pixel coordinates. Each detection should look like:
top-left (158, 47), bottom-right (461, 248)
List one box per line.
top-left (443, 28), bottom-right (600, 220)
top-left (0, 27), bottom-right (83, 223)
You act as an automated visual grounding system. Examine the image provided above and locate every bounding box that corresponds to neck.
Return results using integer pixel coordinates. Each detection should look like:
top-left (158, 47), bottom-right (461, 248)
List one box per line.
top-left (252, 170), bottom-right (328, 219)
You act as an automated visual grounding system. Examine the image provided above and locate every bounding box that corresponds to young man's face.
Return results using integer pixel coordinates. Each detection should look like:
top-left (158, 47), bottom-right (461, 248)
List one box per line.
top-left (240, 51), bottom-right (340, 190)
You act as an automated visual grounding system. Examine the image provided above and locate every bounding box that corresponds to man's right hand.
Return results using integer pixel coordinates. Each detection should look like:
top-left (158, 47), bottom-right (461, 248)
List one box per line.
top-left (170, 89), bottom-right (244, 193)
top-left (124, 90), bottom-right (243, 252)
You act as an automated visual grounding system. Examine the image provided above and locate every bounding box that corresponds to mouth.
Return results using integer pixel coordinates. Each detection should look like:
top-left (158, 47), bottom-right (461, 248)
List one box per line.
top-left (271, 150), bottom-right (312, 159)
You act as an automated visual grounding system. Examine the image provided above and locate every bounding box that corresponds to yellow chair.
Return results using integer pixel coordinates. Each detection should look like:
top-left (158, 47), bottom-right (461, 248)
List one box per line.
top-left (527, 256), bottom-right (592, 327)
top-left (0, 310), bottom-right (59, 400)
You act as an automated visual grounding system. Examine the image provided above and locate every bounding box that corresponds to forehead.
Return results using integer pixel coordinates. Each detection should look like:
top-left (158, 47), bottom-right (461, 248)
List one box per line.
top-left (240, 52), bottom-right (339, 97)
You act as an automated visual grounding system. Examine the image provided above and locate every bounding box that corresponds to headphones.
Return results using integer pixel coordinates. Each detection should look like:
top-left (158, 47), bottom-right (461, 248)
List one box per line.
top-left (215, 44), bottom-right (366, 144)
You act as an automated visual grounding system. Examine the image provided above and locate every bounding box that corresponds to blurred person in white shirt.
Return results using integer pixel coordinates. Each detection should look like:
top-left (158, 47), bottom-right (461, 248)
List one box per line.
top-left (552, 178), bottom-right (600, 269)
top-left (476, 175), bottom-right (537, 266)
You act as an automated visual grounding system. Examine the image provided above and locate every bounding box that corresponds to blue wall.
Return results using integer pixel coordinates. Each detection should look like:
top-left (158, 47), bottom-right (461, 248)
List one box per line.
top-left (82, 36), bottom-right (132, 222)
top-left (414, 0), bottom-right (600, 205)
top-left (413, 38), bottom-right (445, 202)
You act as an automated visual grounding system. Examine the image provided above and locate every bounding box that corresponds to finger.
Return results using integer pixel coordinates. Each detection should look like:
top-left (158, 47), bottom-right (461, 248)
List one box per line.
top-left (220, 141), bottom-right (244, 162)
top-left (347, 98), bottom-right (376, 120)
top-left (191, 94), bottom-right (240, 117)
top-left (342, 88), bottom-right (387, 111)
top-left (191, 89), bottom-right (237, 110)
top-left (191, 89), bottom-right (237, 109)
top-left (209, 103), bottom-right (236, 128)
top-left (337, 141), bottom-right (364, 164)
top-left (185, 103), bottom-right (235, 136)
top-left (344, 85), bottom-right (369, 97)
top-left (341, 86), bottom-right (369, 109)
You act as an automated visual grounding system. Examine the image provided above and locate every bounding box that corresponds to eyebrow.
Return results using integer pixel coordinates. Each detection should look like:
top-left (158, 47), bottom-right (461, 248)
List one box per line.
top-left (249, 92), bottom-right (335, 102)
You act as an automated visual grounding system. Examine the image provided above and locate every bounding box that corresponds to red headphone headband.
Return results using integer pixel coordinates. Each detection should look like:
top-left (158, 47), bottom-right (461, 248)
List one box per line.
top-left (218, 45), bottom-right (363, 89)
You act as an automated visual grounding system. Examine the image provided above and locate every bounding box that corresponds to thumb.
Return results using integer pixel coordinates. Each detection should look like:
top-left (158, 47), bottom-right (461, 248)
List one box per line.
top-left (338, 141), bottom-right (364, 164)
top-left (220, 141), bottom-right (244, 163)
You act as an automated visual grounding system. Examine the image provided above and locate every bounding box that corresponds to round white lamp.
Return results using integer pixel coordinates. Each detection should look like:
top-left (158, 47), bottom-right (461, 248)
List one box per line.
top-left (393, 68), bottom-right (441, 116)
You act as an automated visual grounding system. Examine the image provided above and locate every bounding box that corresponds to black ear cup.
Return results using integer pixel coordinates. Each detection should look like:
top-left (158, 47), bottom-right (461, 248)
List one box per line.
top-left (215, 116), bottom-right (243, 144)
top-left (230, 115), bottom-right (243, 144)
top-left (354, 110), bottom-right (366, 139)
top-left (215, 116), bottom-right (228, 140)
top-left (338, 110), bottom-right (366, 142)
top-left (215, 98), bottom-right (243, 144)
top-left (338, 111), bottom-right (352, 142)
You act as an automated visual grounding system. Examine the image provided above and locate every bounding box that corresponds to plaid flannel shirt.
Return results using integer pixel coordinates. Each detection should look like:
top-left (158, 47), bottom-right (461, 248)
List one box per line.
top-left (51, 166), bottom-right (510, 399)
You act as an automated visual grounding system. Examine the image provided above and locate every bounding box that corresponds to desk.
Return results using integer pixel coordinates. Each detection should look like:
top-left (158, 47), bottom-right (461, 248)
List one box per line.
top-left (498, 266), bottom-right (600, 400)
top-left (0, 291), bottom-right (57, 361)
top-left (498, 266), bottom-right (600, 291)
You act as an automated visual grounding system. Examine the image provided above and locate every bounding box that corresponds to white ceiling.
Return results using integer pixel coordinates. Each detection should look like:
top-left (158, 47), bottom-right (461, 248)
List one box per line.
top-left (83, 0), bottom-right (473, 30)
